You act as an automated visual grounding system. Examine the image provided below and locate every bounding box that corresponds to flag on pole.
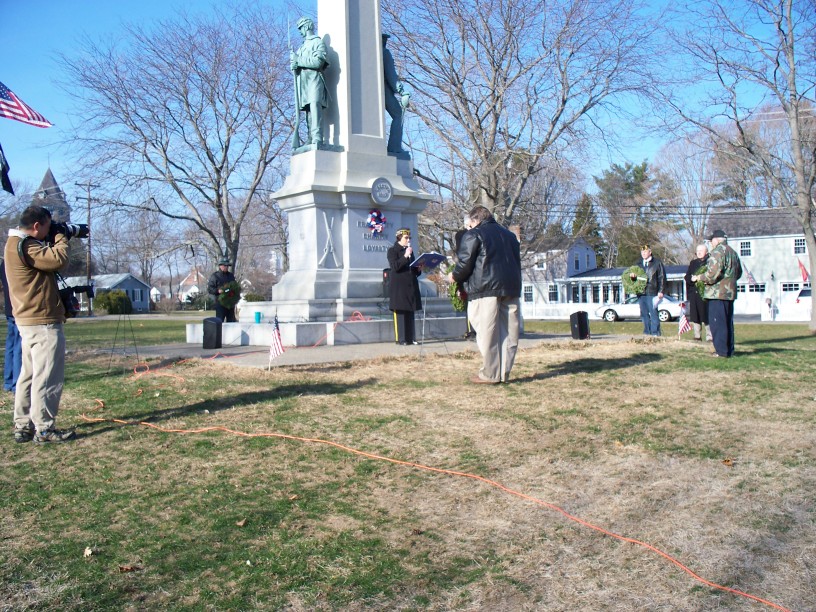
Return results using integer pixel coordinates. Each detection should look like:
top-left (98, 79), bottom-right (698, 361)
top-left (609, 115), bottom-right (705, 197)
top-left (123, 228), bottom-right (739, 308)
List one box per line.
top-left (678, 302), bottom-right (691, 336)
top-left (744, 264), bottom-right (757, 285)
top-left (798, 258), bottom-right (810, 283)
top-left (0, 81), bottom-right (53, 128)
top-left (0, 142), bottom-right (13, 195)
top-left (268, 314), bottom-right (285, 370)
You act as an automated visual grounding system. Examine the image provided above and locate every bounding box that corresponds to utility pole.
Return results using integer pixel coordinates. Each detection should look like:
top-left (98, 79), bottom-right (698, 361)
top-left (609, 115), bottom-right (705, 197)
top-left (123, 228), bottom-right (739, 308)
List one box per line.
top-left (75, 181), bottom-right (99, 316)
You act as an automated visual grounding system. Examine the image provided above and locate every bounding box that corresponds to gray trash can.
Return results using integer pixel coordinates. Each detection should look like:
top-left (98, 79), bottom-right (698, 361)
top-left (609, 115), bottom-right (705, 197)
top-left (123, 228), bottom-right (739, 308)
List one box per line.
top-left (203, 317), bottom-right (222, 349)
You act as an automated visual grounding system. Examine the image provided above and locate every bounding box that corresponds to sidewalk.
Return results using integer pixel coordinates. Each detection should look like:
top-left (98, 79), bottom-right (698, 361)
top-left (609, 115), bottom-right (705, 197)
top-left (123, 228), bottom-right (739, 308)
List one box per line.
top-left (130, 332), bottom-right (607, 369)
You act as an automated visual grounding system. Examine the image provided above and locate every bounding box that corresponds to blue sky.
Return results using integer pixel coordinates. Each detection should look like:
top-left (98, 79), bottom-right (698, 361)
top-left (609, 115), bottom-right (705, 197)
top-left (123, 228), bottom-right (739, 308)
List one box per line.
top-left (1, 0), bottom-right (663, 197)
top-left (0, 0), bottom-right (288, 195)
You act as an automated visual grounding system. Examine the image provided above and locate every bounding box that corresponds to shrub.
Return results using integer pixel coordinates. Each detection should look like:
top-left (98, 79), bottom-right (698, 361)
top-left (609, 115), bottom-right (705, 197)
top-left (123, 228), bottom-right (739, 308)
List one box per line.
top-left (95, 289), bottom-right (132, 315)
top-left (243, 292), bottom-right (266, 302)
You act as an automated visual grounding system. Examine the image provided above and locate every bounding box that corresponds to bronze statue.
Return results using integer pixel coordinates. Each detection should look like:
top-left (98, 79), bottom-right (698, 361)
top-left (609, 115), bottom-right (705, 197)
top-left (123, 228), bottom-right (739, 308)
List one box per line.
top-left (382, 34), bottom-right (409, 155)
top-left (291, 17), bottom-right (329, 148)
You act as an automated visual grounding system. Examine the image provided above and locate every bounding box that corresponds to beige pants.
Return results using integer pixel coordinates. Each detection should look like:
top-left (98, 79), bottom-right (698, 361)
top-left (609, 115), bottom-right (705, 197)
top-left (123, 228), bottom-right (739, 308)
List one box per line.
top-left (14, 324), bottom-right (65, 432)
top-left (693, 322), bottom-right (712, 341)
top-left (467, 296), bottom-right (520, 382)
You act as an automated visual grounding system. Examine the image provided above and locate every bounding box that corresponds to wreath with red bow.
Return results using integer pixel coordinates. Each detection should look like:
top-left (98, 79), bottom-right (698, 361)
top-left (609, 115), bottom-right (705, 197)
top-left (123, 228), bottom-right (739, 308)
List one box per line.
top-left (366, 209), bottom-right (386, 234)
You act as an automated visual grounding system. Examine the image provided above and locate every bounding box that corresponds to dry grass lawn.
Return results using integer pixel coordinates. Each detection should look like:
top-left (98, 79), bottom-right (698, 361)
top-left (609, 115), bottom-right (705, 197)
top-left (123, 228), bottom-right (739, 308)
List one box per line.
top-left (1, 334), bottom-right (814, 611)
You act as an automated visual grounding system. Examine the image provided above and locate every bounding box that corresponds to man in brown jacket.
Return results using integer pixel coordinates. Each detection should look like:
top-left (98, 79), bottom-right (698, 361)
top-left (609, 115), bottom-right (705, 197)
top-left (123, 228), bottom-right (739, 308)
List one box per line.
top-left (4, 206), bottom-right (75, 443)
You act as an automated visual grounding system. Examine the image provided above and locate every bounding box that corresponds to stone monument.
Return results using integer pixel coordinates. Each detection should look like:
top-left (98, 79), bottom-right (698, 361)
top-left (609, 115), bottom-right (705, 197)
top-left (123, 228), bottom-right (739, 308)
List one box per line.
top-left (269, 0), bottom-right (439, 323)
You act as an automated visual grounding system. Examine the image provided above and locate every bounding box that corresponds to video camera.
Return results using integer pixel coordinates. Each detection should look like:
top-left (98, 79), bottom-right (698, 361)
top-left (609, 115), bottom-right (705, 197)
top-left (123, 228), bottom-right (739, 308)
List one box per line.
top-left (59, 283), bottom-right (95, 318)
top-left (49, 221), bottom-right (90, 241)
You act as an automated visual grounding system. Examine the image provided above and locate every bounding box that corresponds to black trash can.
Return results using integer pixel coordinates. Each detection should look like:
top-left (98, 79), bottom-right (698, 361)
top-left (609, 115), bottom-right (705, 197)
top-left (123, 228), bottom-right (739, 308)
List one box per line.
top-left (382, 268), bottom-right (391, 299)
top-left (203, 317), bottom-right (222, 349)
top-left (570, 311), bottom-right (590, 340)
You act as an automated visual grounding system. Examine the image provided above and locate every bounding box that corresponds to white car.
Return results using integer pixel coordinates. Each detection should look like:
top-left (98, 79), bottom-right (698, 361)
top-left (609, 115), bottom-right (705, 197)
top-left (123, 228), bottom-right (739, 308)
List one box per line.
top-left (594, 295), bottom-right (685, 323)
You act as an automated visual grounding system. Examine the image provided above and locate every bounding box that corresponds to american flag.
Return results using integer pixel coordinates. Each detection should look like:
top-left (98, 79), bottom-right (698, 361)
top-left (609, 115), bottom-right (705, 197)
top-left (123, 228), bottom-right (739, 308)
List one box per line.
top-left (0, 81), bottom-right (52, 128)
top-left (678, 303), bottom-right (691, 336)
top-left (744, 264), bottom-right (757, 285)
top-left (267, 314), bottom-right (285, 369)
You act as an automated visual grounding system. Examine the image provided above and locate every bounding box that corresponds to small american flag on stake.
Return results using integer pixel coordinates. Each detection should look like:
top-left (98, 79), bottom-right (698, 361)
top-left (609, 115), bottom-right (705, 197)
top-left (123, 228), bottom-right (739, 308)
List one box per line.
top-left (268, 314), bottom-right (285, 370)
top-left (0, 81), bottom-right (52, 128)
top-left (678, 302), bottom-right (691, 337)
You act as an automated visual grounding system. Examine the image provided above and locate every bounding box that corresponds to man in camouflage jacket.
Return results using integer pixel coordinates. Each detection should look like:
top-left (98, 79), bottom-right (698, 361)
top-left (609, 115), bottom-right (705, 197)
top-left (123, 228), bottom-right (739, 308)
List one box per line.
top-left (692, 230), bottom-right (742, 357)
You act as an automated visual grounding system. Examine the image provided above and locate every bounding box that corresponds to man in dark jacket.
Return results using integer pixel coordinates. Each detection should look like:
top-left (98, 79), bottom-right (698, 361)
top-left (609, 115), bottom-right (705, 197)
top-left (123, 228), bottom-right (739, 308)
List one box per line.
top-left (636, 245), bottom-right (666, 336)
top-left (684, 244), bottom-right (710, 342)
top-left (449, 206), bottom-right (521, 384)
top-left (208, 258), bottom-right (237, 322)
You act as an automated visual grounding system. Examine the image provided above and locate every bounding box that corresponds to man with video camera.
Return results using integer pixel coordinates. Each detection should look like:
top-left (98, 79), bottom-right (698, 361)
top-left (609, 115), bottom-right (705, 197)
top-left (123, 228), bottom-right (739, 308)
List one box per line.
top-left (4, 205), bottom-right (89, 443)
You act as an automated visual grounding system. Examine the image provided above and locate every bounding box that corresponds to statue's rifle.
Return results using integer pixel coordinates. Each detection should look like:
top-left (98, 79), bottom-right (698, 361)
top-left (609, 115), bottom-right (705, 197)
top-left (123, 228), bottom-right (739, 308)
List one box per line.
top-left (289, 16), bottom-right (301, 149)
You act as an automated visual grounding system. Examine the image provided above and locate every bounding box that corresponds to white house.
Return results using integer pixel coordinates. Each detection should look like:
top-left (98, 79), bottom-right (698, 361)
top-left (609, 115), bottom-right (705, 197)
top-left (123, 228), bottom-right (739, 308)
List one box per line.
top-left (521, 238), bottom-right (596, 319)
top-left (176, 268), bottom-right (208, 303)
top-left (708, 208), bottom-right (811, 317)
top-left (521, 238), bottom-right (687, 320)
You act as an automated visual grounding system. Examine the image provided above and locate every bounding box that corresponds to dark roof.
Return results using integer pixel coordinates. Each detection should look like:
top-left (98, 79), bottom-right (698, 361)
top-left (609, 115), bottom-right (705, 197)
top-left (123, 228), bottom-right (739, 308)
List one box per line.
top-left (707, 208), bottom-right (807, 239)
top-left (30, 168), bottom-right (72, 220)
top-left (570, 265), bottom-right (686, 280)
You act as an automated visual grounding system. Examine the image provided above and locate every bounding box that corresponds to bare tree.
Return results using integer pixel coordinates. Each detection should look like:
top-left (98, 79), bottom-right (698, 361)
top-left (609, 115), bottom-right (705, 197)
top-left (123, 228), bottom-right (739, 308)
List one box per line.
top-left (667, 0), bottom-right (816, 330)
top-left (59, 4), bottom-right (292, 274)
top-left (384, 0), bottom-right (661, 248)
top-left (652, 131), bottom-right (722, 249)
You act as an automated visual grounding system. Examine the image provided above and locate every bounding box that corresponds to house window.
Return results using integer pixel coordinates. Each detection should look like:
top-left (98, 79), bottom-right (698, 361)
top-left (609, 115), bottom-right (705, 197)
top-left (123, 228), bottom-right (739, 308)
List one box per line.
top-left (572, 286), bottom-right (579, 302)
top-left (748, 284), bottom-right (766, 293)
top-left (737, 285), bottom-right (746, 293)
top-left (591, 285), bottom-right (600, 303)
top-left (573, 254), bottom-right (580, 271)
top-left (794, 238), bottom-right (806, 254)
top-left (548, 284), bottom-right (558, 302)
top-left (523, 285), bottom-right (533, 303)
top-left (781, 282), bottom-right (800, 292)
top-left (535, 260), bottom-right (546, 270)
top-left (602, 286), bottom-right (610, 302)
top-left (585, 253), bottom-right (591, 269)
top-left (739, 241), bottom-right (752, 257)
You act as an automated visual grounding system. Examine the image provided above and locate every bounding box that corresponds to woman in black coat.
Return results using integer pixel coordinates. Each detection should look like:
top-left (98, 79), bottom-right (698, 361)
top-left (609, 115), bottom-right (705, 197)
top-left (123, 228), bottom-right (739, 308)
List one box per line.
top-left (387, 228), bottom-right (423, 344)
top-left (684, 244), bottom-right (711, 341)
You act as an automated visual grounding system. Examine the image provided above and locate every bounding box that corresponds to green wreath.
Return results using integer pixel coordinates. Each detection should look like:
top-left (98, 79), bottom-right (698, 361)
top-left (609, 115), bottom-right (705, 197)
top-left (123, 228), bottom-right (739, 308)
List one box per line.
top-left (218, 281), bottom-right (242, 309)
top-left (622, 265), bottom-right (646, 295)
top-left (448, 281), bottom-right (467, 312)
top-left (694, 264), bottom-right (708, 299)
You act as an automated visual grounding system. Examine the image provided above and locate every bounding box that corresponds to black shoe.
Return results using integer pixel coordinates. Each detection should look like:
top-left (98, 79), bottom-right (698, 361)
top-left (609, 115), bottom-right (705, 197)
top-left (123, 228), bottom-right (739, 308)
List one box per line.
top-left (13, 425), bottom-right (34, 444)
top-left (33, 428), bottom-right (77, 443)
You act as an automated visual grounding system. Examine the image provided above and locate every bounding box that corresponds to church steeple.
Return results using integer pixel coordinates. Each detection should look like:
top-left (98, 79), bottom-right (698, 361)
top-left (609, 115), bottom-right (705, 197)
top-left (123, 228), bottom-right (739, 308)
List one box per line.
top-left (31, 168), bottom-right (72, 222)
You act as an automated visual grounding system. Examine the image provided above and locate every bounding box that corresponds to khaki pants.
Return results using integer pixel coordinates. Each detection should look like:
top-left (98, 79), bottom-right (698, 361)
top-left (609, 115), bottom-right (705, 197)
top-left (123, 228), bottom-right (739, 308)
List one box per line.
top-left (14, 324), bottom-right (65, 432)
top-left (467, 296), bottom-right (520, 382)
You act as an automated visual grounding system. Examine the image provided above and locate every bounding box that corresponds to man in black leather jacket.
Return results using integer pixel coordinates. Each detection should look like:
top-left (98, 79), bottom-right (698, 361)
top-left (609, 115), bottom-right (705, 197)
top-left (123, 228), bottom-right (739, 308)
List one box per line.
top-left (449, 206), bottom-right (521, 384)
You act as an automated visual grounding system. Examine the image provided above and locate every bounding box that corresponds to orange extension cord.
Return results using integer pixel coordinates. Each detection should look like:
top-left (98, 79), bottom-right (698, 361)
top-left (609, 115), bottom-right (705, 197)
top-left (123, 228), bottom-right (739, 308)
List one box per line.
top-left (80, 358), bottom-right (792, 612)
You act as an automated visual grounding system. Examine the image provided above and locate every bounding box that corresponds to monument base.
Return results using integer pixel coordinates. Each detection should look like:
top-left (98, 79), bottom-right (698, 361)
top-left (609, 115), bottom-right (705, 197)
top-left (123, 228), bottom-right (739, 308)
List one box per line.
top-left (186, 313), bottom-right (468, 347)
top-left (237, 295), bottom-right (456, 324)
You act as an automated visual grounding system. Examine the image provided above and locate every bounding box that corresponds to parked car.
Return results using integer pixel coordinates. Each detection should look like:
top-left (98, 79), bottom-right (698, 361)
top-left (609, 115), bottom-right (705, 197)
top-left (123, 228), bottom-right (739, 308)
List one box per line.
top-left (594, 295), bottom-right (685, 322)
top-left (790, 287), bottom-right (812, 319)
